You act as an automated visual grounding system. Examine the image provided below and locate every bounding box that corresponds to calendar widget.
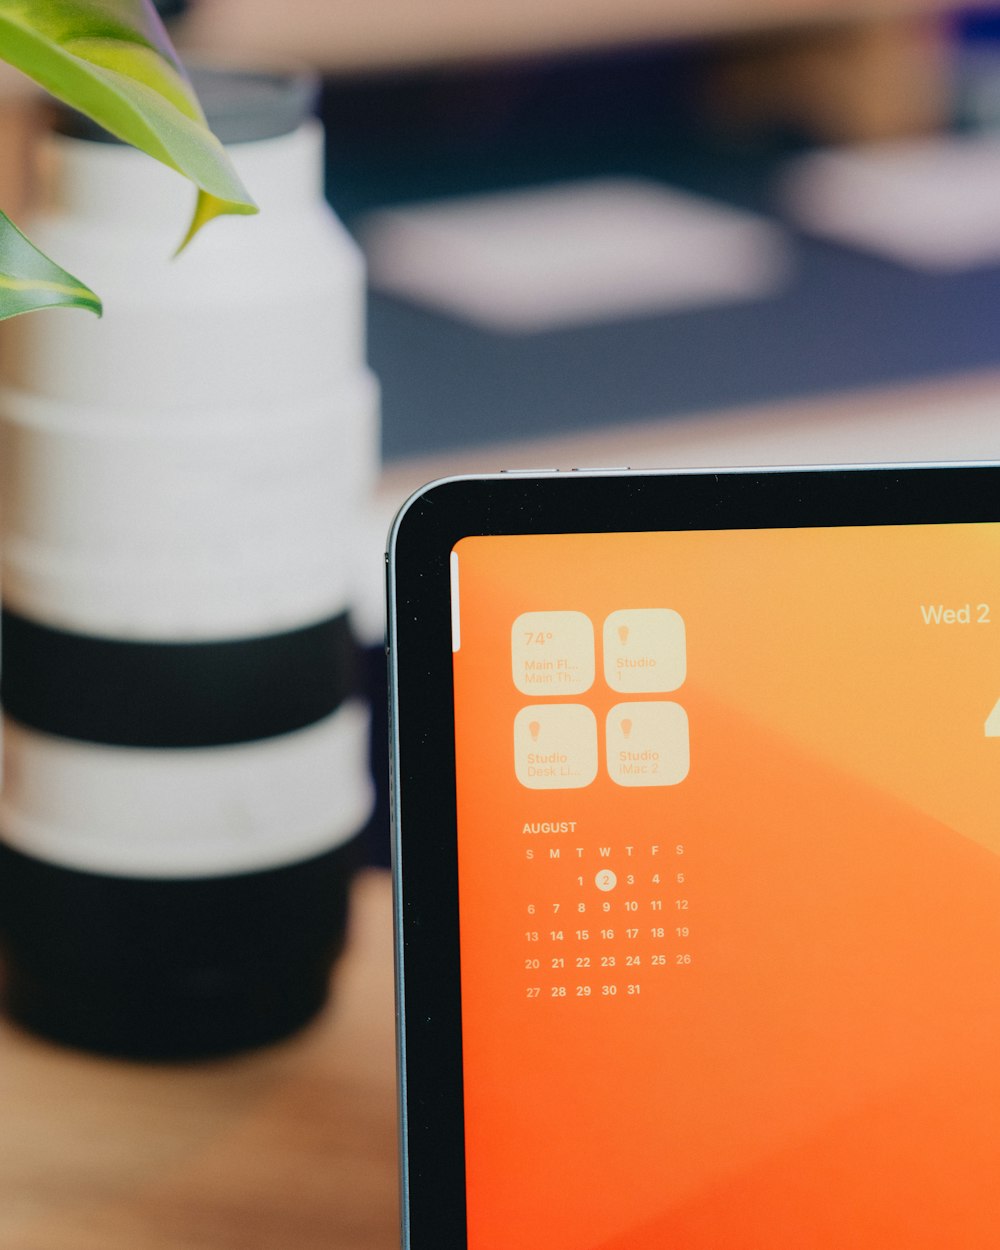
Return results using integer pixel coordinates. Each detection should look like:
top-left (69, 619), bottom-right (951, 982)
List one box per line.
top-left (521, 818), bottom-right (691, 1004)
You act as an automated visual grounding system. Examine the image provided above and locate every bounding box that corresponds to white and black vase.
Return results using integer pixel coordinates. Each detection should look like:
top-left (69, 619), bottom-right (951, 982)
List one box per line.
top-left (0, 68), bottom-right (379, 1057)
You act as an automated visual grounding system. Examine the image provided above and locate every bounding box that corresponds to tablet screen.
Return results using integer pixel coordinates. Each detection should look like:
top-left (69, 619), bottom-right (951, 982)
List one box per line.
top-left (449, 519), bottom-right (1000, 1249)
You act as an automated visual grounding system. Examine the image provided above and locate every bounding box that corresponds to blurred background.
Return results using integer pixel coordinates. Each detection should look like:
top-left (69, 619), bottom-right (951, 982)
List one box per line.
top-left (5, 1), bottom-right (1000, 470)
top-left (5, 2), bottom-right (1000, 468)
top-left (174, 0), bottom-right (1000, 464)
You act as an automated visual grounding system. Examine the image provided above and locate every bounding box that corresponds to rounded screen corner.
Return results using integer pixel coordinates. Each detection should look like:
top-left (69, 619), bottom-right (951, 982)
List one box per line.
top-left (387, 474), bottom-right (492, 564)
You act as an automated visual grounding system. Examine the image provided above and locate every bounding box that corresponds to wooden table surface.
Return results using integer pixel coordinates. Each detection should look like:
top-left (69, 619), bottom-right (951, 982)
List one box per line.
top-left (0, 869), bottom-right (399, 1250)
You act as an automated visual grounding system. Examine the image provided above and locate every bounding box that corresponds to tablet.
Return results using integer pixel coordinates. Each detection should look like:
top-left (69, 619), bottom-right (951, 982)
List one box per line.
top-left (387, 464), bottom-right (1000, 1250)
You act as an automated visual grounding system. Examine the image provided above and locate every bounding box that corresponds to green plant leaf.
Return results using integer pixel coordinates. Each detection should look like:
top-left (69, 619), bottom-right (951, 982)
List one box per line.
top-left (0, 208), bottom-right (101, 320)
top-left (0, 0), bottom-right (257, 253)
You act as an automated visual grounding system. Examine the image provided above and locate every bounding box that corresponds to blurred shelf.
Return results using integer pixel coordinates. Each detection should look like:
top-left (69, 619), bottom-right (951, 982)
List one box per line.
top-left (185, 0), bottom-right (987, 73)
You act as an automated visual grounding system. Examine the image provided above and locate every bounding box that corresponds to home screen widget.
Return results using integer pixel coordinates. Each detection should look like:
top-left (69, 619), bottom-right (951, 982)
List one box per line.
top-left (603, 608), bottom-right (686, 693)
top-left (512, 611), bottom-right (595, 695)
top-left (514, 704), bottom-right (598, 789)
top-left (606, 701), bottom-right (690, 786)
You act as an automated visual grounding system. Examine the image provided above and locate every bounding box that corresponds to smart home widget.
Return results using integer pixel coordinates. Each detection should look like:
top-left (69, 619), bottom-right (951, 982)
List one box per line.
top-left (512, 609), bottom-right (689, 789)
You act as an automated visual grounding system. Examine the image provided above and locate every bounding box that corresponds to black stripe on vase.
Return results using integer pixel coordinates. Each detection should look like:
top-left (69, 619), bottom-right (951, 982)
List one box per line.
top-left (0, 607), bottom-right (360, 748)
top-left (0, 834), bottom-right (362, 1059)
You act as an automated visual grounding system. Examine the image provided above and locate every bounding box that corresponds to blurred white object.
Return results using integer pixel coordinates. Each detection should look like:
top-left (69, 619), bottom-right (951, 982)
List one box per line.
top-left (782, 136), bottom-right (1000, 270)
top-left (361, 178), bottom-right (792, 332)
top-left (1, 117), bottom-right (377, 641)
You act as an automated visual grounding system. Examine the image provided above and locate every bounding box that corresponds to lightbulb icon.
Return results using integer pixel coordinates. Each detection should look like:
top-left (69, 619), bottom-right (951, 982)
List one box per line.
top-left (620, 718), bottom-right (633, 740)
top-left (617, 625), bottom-right (630, 645)
top-left (528, 720), bottom-right (541, 742)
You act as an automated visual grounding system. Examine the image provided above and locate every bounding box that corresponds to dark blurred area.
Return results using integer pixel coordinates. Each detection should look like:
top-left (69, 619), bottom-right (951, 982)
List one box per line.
top-left (312, 28), bottom-right (1000, 461)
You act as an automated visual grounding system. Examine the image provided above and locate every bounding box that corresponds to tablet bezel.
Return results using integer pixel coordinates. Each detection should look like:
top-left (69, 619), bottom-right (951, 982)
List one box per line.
top-left (386, 461), bottom-right (1000, 1249)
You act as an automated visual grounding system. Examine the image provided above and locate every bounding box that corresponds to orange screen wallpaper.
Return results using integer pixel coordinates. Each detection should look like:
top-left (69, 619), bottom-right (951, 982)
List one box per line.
top-left (451, 523), bottom-right (1000, 1249)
